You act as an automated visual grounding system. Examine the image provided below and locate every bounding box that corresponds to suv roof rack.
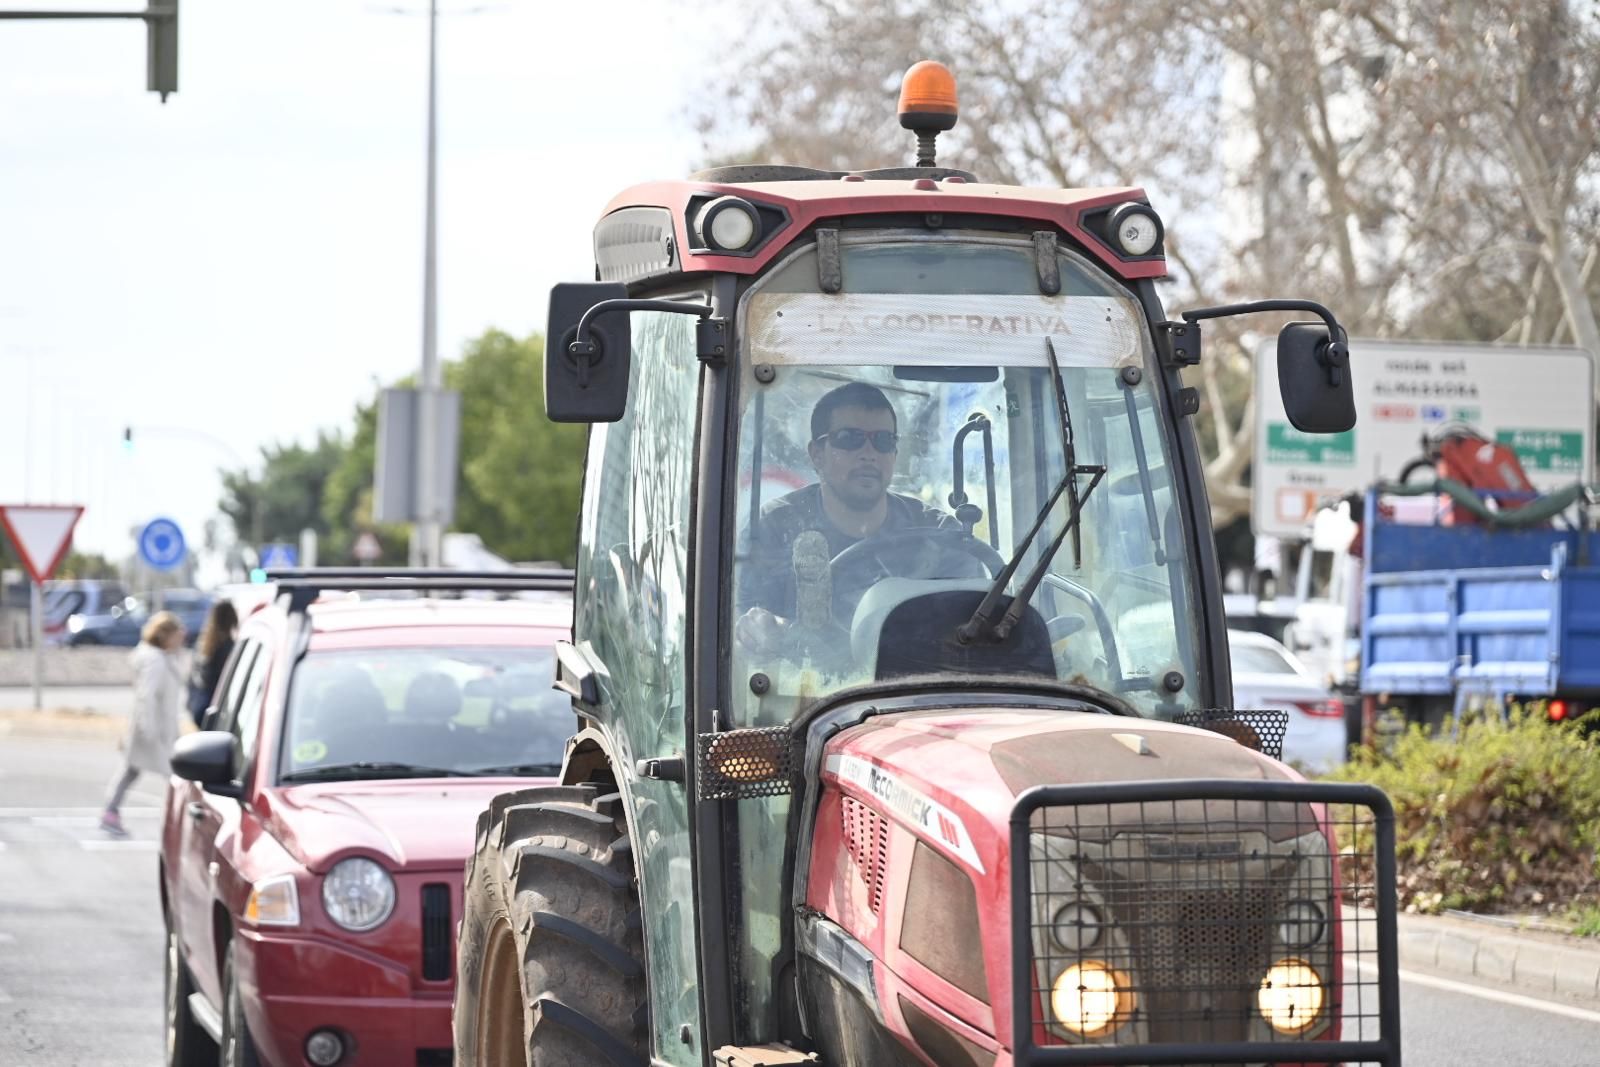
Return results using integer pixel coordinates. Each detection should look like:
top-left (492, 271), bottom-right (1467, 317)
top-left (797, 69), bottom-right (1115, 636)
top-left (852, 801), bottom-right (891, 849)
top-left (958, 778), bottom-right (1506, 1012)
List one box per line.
top-left (264, 568), bottom-right (575, 614)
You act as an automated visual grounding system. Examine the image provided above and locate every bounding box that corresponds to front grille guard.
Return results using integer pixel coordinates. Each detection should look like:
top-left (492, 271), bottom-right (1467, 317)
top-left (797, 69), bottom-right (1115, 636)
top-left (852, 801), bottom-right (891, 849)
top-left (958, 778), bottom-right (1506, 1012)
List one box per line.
top-left (1009, 779), bottom-right (1401, 1066)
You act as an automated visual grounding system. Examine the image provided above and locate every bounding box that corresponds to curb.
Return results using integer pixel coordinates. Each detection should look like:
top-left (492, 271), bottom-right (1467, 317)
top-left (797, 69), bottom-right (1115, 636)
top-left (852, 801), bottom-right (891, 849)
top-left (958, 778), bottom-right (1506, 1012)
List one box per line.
top-left (1391, 909), bottom-right (1600, 1001)
top-left (0, 708), bottom-right (128, 742)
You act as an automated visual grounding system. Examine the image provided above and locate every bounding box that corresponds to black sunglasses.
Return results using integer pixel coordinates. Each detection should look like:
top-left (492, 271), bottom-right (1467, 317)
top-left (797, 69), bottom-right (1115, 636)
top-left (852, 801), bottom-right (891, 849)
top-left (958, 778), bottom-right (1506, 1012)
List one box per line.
top-left (814, 428), bottom-right (898, 453)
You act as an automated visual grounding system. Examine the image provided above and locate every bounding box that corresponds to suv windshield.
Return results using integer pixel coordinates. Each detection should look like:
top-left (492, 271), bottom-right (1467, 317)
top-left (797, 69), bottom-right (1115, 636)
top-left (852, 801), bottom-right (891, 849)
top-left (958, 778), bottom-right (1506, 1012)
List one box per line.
top-left (728, 234), bottom-right (1201, 719)
top-left (279, 646), bottom-right (572, 781)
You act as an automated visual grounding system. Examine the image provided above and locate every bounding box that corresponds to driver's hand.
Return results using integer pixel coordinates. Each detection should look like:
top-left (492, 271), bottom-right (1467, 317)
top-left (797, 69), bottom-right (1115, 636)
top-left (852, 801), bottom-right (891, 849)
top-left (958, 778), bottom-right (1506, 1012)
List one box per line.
top-left (735, 607), bottom-right (792, 654)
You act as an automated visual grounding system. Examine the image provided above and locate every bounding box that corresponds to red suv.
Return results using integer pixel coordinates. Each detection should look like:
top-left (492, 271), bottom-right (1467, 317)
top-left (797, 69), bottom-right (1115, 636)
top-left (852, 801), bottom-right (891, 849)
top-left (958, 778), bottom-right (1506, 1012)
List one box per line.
top-left (160, 572), bottom-right (573, 1067)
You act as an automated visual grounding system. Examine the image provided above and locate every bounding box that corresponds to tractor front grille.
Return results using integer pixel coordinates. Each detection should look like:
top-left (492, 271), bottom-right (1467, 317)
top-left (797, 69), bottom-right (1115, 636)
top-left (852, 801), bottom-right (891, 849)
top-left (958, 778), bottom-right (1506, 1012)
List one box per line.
top-left (1009, 779), bottom-right (1400, 1066)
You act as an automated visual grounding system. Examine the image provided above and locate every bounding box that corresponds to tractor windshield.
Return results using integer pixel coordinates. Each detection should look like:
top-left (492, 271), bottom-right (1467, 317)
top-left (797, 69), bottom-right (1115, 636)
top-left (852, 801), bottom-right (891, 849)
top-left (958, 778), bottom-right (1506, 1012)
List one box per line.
top-left (729, 233), bottom-right (1202, 721)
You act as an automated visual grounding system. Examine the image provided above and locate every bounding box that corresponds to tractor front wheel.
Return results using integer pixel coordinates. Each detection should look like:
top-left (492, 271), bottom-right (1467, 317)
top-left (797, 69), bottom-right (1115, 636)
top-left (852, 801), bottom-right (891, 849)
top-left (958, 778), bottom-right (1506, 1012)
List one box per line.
top-left (454, 784), bottom-right (648, 1067)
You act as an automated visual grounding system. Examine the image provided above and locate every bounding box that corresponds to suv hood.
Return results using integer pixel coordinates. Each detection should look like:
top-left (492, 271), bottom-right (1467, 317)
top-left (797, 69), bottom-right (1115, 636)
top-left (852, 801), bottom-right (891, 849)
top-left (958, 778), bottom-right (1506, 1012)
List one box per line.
top-left (262, 778), bottom-right (550, 873)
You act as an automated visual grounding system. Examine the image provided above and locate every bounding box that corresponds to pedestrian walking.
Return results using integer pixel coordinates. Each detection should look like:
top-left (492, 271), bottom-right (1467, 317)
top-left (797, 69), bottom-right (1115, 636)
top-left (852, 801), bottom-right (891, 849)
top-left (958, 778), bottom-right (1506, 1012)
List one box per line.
top-left (100, 611), bottom-right (187, 838)
top-left (188, 598), bottom-right (239, 726)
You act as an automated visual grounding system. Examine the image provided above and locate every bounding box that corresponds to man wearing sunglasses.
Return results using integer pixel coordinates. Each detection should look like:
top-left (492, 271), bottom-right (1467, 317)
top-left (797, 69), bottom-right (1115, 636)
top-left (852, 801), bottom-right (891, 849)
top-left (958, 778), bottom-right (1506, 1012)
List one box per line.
top-left (736, 382), bottom-right (958, 653)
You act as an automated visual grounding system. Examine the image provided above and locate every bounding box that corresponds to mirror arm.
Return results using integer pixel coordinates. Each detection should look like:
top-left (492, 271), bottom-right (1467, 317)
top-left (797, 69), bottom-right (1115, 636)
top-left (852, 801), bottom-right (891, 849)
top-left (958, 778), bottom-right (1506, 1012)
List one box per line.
top-left (1172, 299), bottom-right (1350, 385)
top-left (569, 299), bottom-right (723, 379)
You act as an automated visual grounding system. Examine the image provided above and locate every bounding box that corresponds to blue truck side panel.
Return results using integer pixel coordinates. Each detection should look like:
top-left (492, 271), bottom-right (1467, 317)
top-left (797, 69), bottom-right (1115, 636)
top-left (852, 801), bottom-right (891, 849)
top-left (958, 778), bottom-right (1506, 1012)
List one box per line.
top-left (1360, 492), bottom-right (1600, 699)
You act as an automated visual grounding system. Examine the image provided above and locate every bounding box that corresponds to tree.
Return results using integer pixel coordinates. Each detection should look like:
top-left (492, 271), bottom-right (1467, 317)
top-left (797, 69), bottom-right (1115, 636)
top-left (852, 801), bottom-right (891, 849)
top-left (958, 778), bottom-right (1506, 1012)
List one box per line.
top-left (219, 433), bottom-right (348, 550)
top-left (695, 0), bottom-right (1600, 527)
top-left (447, 330), bottom-right (587, 567)
top-left (316, 330), bottom-right (587, 567)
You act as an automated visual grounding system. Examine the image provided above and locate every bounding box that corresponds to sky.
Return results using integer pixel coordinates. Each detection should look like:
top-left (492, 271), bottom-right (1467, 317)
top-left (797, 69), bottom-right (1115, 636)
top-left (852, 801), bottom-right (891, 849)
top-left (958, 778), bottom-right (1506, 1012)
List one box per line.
top-left (0, 0), bottom-right (713, 565)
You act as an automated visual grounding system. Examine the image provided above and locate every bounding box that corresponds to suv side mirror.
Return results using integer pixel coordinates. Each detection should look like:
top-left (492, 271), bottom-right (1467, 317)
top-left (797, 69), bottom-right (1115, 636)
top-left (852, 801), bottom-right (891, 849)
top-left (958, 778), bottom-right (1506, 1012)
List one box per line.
top-left (171, 731), bottom-right (241, 797)
top-left (545, 282), bottom-right (631, 423)
top-left (1278, 321), bottom-right (1355, 433)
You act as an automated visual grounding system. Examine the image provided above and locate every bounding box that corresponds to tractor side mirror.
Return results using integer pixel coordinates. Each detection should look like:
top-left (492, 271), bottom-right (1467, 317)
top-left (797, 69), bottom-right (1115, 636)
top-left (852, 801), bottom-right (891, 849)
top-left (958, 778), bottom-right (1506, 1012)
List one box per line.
top-left (1277, 321), bottom-right (1355, 434)
top-left (545, 282), bottom-right (631, 423)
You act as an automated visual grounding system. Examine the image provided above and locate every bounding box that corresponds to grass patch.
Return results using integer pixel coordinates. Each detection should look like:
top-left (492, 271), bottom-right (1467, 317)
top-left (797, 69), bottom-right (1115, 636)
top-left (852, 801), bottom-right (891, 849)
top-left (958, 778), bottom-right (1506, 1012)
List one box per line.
top-left (1327, 710), bottom-right (1600, 915)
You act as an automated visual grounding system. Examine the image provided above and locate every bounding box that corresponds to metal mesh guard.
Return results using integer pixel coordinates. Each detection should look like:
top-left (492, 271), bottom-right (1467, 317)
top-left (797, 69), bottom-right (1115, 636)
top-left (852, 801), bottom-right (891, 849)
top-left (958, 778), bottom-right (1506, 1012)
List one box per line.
top-left (1174, 708), bottom-right (1289, 760)
top-left (1011, 780), bottom-right (1399, 1066)
top-left (696, 726), bottom-right (794, 801)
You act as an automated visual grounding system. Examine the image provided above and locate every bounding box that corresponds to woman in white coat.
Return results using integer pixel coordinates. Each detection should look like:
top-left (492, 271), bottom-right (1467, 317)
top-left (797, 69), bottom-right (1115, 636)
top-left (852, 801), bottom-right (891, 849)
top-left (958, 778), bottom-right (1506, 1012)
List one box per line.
top-left (99, 611), bottom-right (187, 837)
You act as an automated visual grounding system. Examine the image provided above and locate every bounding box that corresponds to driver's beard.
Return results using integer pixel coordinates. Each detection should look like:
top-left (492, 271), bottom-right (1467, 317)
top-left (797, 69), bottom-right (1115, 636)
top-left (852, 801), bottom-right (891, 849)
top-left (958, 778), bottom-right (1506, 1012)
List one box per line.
top-left (832, 478), bottom-right (884, 513)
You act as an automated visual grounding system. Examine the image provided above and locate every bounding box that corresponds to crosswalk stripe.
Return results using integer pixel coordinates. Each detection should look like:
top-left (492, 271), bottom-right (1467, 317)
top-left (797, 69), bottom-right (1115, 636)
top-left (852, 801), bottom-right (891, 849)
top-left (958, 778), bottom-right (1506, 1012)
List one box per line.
top-left (0, 807), bottom-right (159, 818)
top-left (78, 839), bottom-right (158, 852)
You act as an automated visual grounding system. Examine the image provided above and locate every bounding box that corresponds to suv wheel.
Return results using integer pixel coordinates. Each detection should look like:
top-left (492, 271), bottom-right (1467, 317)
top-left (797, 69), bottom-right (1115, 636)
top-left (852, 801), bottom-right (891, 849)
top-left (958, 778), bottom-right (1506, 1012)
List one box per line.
top-left (164, 924), bottom-right (213, 1067)
top-left (220, 941), bottom-right (261, 1067)
top-left (454, 784), bottom-right (647, 1066)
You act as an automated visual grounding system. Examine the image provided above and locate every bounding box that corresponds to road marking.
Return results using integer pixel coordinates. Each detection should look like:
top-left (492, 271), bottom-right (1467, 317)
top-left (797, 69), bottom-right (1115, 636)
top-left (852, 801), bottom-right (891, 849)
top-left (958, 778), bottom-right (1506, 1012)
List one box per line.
top-left (1358, 960), bottom-right (1600, 1024)
top-left (78, 839), bottom-right (157, 852)
top-left (29, 815), bottom-right (102, 827)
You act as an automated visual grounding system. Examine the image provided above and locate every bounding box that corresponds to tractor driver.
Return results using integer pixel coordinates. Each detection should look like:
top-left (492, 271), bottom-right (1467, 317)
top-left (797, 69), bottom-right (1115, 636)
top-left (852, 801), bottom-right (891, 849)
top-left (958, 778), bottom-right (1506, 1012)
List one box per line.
top-left (735, 382), bottom-right (960, 654)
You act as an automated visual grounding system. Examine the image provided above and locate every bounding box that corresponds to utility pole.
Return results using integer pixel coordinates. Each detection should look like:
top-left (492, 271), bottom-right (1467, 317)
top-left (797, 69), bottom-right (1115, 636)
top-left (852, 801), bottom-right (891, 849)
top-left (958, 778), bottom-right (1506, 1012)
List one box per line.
top-left (415, 0), bottom-right (443, 567)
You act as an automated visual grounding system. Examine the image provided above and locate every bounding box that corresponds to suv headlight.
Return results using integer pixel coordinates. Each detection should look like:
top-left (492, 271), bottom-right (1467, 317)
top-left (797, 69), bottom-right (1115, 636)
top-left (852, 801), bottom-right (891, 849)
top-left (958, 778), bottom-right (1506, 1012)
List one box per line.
top-left (67, 615), bottom-right (85, 633)
top-left (321, 857), bottom-right (395, 932)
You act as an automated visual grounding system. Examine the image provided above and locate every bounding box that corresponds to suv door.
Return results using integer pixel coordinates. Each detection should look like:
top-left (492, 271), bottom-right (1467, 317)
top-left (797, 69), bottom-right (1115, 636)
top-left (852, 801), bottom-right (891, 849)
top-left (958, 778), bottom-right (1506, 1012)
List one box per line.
top-left (175, 636), bottom-right (266, 1009)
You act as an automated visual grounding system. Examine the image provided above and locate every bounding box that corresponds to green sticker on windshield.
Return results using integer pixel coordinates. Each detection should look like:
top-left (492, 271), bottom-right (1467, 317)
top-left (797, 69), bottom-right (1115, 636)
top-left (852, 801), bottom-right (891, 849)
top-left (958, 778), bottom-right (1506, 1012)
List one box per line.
top-left (294, 740), bottom-right (328, 764)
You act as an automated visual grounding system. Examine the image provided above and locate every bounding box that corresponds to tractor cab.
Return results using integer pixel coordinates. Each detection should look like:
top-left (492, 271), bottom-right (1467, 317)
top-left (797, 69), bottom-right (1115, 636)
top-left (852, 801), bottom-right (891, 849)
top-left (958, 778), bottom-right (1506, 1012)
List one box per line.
top-left (455, 61), bottom-right (1398, 1067)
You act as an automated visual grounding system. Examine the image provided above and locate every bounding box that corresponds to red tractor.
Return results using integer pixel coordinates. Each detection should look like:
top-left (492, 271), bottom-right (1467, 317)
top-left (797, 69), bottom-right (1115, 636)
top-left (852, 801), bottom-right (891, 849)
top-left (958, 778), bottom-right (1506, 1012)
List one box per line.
top-left (453, 61), bottom-right (1401, 1066)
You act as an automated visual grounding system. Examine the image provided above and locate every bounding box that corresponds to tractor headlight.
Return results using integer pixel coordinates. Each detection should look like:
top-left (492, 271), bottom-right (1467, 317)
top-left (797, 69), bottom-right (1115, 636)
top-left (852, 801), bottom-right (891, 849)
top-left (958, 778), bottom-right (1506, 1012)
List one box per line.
top-left (1106, 202), bottom-right (1163, 257)
top-left (1258, 958), bottom-right (1325, 1033)
top-left (1050, 961), bottom-right (1135, 1036)
top-left (694, 196), bottom-right (761, 252)
top-left (1277, 899), bottom-right (1327, 948)
top-left (321, 857), bottom-right (395, 932)
top-left (1051, 901), bottom-right (1105, 952)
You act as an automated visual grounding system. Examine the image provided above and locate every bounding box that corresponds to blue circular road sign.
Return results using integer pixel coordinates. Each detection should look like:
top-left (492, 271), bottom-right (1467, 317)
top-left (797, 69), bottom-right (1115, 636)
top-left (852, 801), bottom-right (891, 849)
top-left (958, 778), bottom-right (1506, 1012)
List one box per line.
top-left (138, 517), bottom-right (187, 572)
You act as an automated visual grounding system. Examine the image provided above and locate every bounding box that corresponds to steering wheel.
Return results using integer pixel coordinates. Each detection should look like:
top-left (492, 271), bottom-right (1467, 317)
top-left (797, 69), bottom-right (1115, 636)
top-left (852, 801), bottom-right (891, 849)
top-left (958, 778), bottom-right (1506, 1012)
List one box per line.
top-left (826, 526), bottom-right (1007, 625)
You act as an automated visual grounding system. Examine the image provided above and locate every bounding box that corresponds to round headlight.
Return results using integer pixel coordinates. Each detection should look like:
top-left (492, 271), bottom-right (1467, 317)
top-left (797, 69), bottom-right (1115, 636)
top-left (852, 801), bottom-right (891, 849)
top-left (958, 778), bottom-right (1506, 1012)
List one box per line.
top-left (1050, 901), bottom-right (1105, 952)
top-left (1050, 961), bottom-right (1134, 1037)
top-left (1258, 958), bottom-right (1325, 1033)
top-left (1277, 899), bottom-right (1327, 948)
top-left (1106, 202), bottom-right (1163, 257)
top-left (695, 196), bottom-right (761, 251)
top-left (321, 857), bottom-right (395, 932)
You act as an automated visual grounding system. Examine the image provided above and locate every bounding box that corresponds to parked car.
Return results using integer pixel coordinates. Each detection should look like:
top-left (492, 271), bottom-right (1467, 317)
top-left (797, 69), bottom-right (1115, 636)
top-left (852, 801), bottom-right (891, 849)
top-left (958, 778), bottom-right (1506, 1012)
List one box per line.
top-left (65, 588), bottom-right (212, 647)
top-left (159, 581), bottom-right (573, 1067)
top-left (64, 595), bottom-right (147, 646)
top-left (42, 578), bottom-right (128, 645)
top-left (1229, 628), bottom-right (1348, 772)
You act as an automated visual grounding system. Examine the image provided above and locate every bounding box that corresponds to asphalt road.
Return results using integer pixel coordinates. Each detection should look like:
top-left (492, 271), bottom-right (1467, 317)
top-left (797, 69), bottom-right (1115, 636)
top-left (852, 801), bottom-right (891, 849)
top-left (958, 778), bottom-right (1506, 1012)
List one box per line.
top-left (2, 728), bottom-right (1600, 1066)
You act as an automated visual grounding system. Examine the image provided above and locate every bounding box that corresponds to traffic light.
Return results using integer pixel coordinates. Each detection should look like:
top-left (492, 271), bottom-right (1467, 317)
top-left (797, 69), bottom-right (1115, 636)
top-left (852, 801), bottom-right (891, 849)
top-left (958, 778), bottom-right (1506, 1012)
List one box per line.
top-left (146, 0), bottom-right (178, 101)
top-left (121, 426), bottom-right (134, 453)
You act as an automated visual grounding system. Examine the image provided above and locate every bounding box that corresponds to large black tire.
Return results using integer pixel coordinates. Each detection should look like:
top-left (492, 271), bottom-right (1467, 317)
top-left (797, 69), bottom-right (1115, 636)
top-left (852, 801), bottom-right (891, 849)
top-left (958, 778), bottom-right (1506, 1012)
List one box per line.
top-left (220, 941), bottom-right (261, 1067)
top-left (454, 784), bottom-right (648, 1067)
top-left (164, 924), bottom-right (214, 1067)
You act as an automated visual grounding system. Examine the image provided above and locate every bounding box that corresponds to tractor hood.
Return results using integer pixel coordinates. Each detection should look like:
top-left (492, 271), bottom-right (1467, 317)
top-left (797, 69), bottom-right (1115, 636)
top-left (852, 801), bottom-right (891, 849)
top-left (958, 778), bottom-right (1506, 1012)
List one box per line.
top-left (817, 704), bottom-right (1299, 882)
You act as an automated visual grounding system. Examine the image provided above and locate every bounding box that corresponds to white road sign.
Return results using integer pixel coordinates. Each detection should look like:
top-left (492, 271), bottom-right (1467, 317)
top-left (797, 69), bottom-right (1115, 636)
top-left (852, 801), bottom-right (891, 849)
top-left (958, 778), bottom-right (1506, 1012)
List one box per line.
top-left (0, 504), bottom-right (84, 584)
top-left (1253, 340), bottom-right (1594, 539)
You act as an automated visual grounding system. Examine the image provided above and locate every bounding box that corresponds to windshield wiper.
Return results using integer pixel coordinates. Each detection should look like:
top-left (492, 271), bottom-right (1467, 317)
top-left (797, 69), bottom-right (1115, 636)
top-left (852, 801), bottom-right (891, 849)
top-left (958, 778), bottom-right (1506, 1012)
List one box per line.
top-left (281, 761), bottom-right (479, 782)
top-left (959, 337), bottom-right (1105, 645)
top-left (469, 762), bottom-right (564, 777)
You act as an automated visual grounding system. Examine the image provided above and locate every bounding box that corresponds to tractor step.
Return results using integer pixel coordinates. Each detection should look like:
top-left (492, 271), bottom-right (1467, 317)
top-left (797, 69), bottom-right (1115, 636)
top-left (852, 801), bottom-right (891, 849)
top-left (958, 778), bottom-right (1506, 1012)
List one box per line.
top-left (713, 1044), bottom-right (820, 1066)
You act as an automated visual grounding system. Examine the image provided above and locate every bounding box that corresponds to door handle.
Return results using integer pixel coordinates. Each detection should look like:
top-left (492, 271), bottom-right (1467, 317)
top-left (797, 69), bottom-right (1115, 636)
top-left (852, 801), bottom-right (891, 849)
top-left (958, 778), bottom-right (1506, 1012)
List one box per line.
top-left (186, 802), bottom-right (205, 822)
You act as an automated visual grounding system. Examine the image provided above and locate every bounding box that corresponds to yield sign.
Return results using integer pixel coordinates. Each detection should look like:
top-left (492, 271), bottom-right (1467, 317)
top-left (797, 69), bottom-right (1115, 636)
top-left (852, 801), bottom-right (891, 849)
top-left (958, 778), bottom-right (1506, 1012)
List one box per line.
top-left (0, 505), bottom-right (85, 584)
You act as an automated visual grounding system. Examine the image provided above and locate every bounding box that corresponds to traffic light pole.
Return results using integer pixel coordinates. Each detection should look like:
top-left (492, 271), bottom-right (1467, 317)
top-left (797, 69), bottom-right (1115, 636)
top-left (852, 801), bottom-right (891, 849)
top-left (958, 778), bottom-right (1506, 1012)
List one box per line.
top-left (0, 2), bottom-right (178, 99)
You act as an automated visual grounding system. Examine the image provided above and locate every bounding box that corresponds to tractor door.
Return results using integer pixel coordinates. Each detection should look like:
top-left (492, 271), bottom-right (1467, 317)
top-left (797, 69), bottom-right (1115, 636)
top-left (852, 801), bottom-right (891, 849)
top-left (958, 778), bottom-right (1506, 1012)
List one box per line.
top-left (571, 306), bottom-right (706, 1065)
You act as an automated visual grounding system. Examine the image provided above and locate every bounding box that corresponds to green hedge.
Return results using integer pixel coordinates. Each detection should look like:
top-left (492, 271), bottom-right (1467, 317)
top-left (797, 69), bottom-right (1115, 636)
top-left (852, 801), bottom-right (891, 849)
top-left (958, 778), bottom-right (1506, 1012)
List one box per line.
top-left (1328, 712), bottom-right (1600, 914)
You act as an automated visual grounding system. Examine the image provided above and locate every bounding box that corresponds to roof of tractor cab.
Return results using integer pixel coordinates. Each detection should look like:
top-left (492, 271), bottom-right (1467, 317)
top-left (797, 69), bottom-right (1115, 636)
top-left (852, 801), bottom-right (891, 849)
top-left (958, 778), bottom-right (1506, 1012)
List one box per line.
top-left (595, 177), bottom-right (1168, 286)
top-left (297, 596), bottom-right (571, 651)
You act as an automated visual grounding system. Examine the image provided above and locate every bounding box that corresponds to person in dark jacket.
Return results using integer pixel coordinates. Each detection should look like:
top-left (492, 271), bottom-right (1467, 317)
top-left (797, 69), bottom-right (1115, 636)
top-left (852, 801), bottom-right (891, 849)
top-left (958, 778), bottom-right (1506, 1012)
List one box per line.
top-left (187, 599), bottom-right (239, 725)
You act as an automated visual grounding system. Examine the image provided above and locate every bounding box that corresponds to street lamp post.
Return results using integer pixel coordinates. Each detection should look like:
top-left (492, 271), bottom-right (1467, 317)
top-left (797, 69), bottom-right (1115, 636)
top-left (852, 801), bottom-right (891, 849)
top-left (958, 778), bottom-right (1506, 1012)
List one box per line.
top-left (416, 0), bottom-right (442, 567)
